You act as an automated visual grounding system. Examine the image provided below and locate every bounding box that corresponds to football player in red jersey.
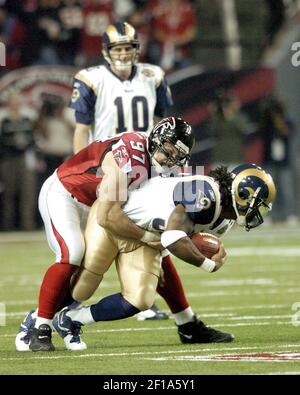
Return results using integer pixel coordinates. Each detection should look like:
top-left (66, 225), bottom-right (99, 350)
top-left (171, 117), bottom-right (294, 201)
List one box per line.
top-left (15, 117), bottom-right (194, 352)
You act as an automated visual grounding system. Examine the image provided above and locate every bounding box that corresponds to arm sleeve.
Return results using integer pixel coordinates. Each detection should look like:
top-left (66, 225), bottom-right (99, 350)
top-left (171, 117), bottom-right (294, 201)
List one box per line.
top-left (69, 77), bottom-right (97, 125)
top-left (74, 111), bottom-right (92, 125)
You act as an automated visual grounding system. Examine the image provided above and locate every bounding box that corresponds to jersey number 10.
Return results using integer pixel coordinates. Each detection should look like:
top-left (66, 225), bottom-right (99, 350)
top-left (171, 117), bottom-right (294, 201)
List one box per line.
top-left (114, 96), bottom-right (149, 133)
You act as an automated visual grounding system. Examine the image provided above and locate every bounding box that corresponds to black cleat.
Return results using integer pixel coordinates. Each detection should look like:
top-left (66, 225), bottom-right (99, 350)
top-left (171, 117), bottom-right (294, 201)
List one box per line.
top-left (177, 316), bottom-right (234, 344)
top-left (29, 324), bottom-right (55, 352)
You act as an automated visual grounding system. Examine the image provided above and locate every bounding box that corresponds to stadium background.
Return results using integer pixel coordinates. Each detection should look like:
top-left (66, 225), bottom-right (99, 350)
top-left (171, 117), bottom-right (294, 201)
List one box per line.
top-left (0, 0), bottom-right (300, 227)
top-left (0, 0), bottom-right (300, 377)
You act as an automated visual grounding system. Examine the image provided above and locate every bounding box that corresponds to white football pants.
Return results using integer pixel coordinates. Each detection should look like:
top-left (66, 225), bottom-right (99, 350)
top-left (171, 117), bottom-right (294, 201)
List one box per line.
top-left (38, 171), bottom-right (90, 265)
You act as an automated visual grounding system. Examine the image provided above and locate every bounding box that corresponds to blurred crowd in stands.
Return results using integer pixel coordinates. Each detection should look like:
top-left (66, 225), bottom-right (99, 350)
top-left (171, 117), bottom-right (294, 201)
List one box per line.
top-left (0, 93), bottom-right (74, 230)
top-left (0, 0), bottom-right (198, 74)
top-left (0, 0), bottom-right (294, 74)
top-left (1, 89), bottom-right (297, 230)
top-left (0, 0), bottom-right (299, 230)
top-left (206, 91), bottom-right (299, 225)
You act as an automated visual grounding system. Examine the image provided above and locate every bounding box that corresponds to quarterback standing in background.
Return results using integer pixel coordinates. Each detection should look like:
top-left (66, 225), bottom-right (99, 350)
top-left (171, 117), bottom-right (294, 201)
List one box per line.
top-left (71, 21), bottom-right (173, 152)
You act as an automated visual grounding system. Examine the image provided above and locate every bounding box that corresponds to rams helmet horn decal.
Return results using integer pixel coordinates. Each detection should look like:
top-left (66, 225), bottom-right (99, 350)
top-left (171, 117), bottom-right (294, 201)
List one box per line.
top-left (230, 163), bottom-right (276, 231)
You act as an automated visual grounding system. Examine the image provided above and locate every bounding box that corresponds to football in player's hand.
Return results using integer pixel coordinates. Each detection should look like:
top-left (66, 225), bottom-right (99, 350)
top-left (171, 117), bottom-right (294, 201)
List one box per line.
top-left (190, 233), bottom-right (221, 258)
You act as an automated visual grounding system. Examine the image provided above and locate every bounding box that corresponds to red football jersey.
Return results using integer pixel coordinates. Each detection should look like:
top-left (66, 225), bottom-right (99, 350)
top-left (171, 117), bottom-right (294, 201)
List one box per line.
top-left (57, 132), bottom-right (150, 206)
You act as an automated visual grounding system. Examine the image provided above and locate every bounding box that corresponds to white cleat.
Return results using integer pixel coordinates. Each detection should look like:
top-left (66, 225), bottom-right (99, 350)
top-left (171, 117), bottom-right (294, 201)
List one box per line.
top-left (15, 332), bottom-right (30, 352)
top-left (135, 304), bottom-right (169, 321)
top-left (63, 334), bottom-right (87, 351)
top-left (15, 309), bottom-right (37, 352)
top-left (53, 308), bottom-right (87, 351)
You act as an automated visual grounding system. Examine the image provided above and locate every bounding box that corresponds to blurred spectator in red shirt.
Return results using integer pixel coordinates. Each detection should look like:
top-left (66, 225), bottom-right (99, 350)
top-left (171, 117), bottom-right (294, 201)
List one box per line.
top-left (147, 0), bottom-right (197, 72)
top-left (77, 0), bottom-right (114, 67)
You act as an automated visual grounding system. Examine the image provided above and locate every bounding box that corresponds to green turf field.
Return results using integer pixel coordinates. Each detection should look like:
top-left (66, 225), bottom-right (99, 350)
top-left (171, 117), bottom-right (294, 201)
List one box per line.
top-left (0, 224), bottom-right (300, 375)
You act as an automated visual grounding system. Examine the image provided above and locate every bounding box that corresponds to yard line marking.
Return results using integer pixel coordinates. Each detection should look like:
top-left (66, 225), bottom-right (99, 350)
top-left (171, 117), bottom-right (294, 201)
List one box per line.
top-left (0, 320), bottom-right (293, 338)
top-left (87, 321), bottom-right (292, 329)
top-left (185, 287), bottom-right (300, 297)
top-left (2, 301), bottom-right (290, 311)
top-left (212, 321), bottom-right (290, 327)
top-left (4, 287), bottom-right (300, 303)
top-left (199, 278), bottom-right (275, 286)
top-left (0, 346), bottom-right (262, 361)
top-left (3, 311), bottom-right (236, 319)
top-left (256, 371), bottom-right (300, 375)
top-left (1, 344), bottom-right (300, 362)
top-left (4, 313), bottom-right (292, 322)
top-left (227, 247), bottom-right (300, 256)
top-left (199, 304), bottom-right (290, 311)
top-left (228, 314), bottom-right (292, 320)
top-left (143, 351), bottom-right (300, 362)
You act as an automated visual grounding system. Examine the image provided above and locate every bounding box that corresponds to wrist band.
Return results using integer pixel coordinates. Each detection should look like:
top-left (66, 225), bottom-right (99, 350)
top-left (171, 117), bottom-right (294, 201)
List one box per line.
top-left (161, 230), bottom-right (187, 248)
top-left (140, 231), bottom-right (160, 243)
top-left (201, 258), bottom-right (216, 272)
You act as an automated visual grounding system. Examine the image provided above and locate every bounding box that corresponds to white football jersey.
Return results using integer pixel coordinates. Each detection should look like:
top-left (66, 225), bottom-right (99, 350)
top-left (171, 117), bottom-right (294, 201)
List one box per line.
top-left (123, 175), bottom-right (234, 238)
top-left (69, 63), bottom-right (173, 142)
top-left (123, 176), bottom-right (181, 232)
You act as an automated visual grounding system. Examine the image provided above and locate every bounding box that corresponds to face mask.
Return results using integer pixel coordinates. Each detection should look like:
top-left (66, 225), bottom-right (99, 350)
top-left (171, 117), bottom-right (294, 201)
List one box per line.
top-left (113, 59), bottom-right (133, 71)
top-left (150, 157), bottom-right (174, 175)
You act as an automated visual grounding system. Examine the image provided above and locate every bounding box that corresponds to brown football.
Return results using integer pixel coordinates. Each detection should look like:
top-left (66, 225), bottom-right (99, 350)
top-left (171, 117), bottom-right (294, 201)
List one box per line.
top-left (190, 233), bottom-right (221, 258)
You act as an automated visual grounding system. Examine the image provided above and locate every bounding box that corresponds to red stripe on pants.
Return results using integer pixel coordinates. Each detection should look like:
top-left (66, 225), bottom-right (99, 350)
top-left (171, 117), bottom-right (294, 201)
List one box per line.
top-left (51, 220), bottom-right (70, 264)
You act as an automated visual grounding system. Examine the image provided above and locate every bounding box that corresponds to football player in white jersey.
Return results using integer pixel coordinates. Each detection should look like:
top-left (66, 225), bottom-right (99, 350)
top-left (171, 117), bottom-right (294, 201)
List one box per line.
top-left (52, 164), bottom-right (276, 347)
top-left (70, 21), bottom-right (184, 321)
top-left (70, 21), bottom-right (173, 152)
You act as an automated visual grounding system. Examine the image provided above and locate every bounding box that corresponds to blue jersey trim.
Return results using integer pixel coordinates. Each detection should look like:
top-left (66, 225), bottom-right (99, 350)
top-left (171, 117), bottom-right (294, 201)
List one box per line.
top-left (75, 111), bottom-right (92, 125)
top-left (173, 179), bottom-right (217, 225)
top-left (69, 78), bottom-right (97, 124)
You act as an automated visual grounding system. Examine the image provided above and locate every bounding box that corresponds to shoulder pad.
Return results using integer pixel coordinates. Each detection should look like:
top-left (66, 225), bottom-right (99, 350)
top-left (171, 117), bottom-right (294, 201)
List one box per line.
top-left (111, 138), bottom-right (131, 173)
top-left (173, 177), bottom-right (220, 225)
top-left (112, 132), bottom-right (149, 175)
top-left (138, 63), bottom-right (164, 86)
top-left (74, 67), bottom-right (103, 94)
top-left (120, 131), bottom-right (147, 144)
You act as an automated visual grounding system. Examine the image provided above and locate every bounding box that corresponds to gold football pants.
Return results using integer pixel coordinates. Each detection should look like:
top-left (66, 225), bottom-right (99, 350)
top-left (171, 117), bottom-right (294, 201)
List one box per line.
top-left (72, 201), bottom-right (161, 311)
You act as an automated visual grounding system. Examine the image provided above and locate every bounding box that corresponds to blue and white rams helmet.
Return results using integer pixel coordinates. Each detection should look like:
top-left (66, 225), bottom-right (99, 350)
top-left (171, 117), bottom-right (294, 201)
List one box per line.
top-left (102, 22), bottom-right (140, 71)
top-left (230, 164), bottom-right (276, 231)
